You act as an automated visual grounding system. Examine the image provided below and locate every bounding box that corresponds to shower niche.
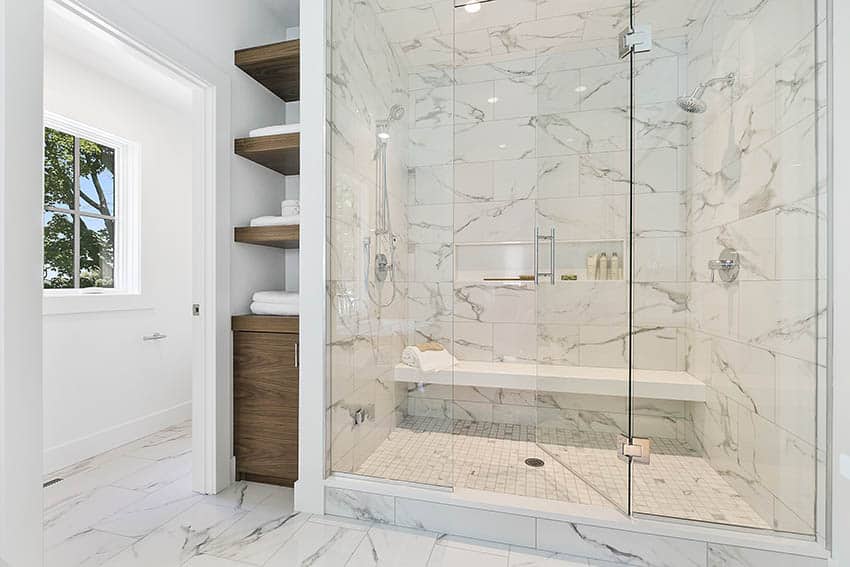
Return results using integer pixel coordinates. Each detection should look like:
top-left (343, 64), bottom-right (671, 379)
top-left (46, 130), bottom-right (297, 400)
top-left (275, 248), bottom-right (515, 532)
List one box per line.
top-left (454, 239), bottom-right (626, 283)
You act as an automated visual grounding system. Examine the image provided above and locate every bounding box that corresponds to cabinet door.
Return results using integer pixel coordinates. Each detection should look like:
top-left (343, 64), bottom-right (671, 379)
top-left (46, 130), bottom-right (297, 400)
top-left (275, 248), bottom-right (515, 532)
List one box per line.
top-left (233, 331), bottom-right (298, 485)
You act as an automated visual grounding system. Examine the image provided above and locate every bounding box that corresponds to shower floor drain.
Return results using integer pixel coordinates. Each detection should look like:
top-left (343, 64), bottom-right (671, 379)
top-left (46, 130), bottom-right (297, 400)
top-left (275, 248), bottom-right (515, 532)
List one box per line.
top-left (524, 458), bottom-right (545, 468)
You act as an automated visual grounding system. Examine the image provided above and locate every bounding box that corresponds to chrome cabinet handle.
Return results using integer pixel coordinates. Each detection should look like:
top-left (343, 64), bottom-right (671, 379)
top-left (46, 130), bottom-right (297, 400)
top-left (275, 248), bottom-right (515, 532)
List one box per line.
top-left (143, 332), bottom-right (167, 341)
top-left (294, 342), bottom-right (299, 368)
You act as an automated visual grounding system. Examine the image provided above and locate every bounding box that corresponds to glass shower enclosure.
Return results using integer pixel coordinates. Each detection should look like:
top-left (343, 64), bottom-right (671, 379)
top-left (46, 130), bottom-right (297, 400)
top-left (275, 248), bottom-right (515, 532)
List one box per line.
top-left (328, 0), bottom-right (826, 537)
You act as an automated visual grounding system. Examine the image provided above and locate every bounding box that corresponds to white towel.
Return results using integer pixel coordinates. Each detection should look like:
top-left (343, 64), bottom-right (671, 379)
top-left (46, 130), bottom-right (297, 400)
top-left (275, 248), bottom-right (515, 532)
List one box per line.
top-left (249, 214), bottom-right (299, 227)
top-left (252, 291), bottom-right (298, 305)
top-left (249, 123), bottom-right (300, 137)
top-left (250, 301), bottom-right (299, 316)
top-left (401, 346), bottom-right (456, 373)
top-left (281, 200), bottom-right (300, 217)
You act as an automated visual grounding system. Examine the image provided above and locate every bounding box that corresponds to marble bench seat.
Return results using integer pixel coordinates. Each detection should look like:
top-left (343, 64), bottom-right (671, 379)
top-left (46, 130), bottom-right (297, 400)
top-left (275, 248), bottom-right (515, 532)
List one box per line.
top-left (394, 361), bottom-right (705, 403)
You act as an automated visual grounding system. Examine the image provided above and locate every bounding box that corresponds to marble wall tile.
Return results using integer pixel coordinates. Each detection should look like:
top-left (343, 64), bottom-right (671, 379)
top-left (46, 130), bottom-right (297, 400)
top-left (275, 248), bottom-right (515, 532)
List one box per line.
top-left (774, 354), bottom-right (817, 446)
top-left (538, 155), bottom-right (580, 200)
top-left (536, 109), bottom-right (629, 157)
top-left (536, 519), bottom-right (708, 566)
top-left (454, 199), bottom-right (534, 243)
top-left (707, 543), bottom-right (826, 567)
top-left (710, 338), bottom-right (776, 420)
top-left (738, 281), bottom-right (817, 362)
top-left (538, 323), bottom-right (581, 366)
top-left (537, 282), bottom-right (628, 326)
top-left (537, 196), bottom-right (627, 241)
top-left (493, 323), bottom-right (537, 362)
top-left (395, 498), bottom-right (537, 547)
top-left (326, 487), bottom-right (395, 524)
top-left (452, 320), bottom-right (494, 361)
top-left (455, 118), bottom-right (536, 162)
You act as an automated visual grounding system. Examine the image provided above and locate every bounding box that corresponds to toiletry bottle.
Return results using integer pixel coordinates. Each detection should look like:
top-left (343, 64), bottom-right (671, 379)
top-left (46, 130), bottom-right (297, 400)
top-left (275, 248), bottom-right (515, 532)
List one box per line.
top-left (610, 252), bottom-right (620, 281)
top-left (586, 254), bottom-right (597, 280)
top-left (598, 253), bottom-right (609, 280)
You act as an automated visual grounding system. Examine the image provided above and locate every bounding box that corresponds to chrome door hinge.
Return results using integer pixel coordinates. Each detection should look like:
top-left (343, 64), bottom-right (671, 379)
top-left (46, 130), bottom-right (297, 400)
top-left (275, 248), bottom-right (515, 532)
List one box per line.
top-left (193, 303), bottom-right (200, 317)
top-left (617, 435), bottom-right (652, 465)
top-left (619, 24), bottom-right (652, 58)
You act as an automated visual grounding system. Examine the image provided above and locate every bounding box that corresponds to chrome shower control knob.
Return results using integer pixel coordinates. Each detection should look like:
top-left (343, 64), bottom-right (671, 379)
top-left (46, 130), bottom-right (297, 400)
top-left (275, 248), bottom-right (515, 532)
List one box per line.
top-left (708, 248), bottom-right (740, 283)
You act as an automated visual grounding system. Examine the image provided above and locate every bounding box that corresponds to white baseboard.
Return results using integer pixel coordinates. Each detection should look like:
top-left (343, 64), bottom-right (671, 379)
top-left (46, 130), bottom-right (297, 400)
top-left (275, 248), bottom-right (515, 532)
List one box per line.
top-left (43, 401), bottom-right (191, 475)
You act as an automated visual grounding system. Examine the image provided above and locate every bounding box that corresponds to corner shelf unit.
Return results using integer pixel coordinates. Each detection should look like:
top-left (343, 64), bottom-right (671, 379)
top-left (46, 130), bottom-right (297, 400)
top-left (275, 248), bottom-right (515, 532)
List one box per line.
top-left (234, 225), bottom-right (300, 249)
top-left (233, 38), bottom-right (301, 250)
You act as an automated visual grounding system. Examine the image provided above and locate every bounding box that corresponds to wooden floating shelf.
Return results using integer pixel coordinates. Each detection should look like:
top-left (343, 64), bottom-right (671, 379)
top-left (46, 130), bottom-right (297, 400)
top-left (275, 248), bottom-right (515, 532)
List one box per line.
top-left (234, 225), bottom-right (300, 249)
top-left (235, 39), bottom-right (300, 102)
top-left (235, 133), bottom-right (300, 176)
top-left (232, 314), bottom-right (299, 334)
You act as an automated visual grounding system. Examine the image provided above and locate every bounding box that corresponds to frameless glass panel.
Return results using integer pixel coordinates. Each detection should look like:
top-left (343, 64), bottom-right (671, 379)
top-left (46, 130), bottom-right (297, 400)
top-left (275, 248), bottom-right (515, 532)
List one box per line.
top-left (43, 211), bottom-right (75, 289)
top-left (630, 0), bottom-right (823, 535)
top-left (79, 138), bottom-right (115, 216)
top-left (448, 0), bottom-right (631, 511)
top-left (79, 215), bottom-right (114, 288)
top-left (44, 127), bottom-right (75, 210)
top-left (327, 0), bottom-right (452, 487)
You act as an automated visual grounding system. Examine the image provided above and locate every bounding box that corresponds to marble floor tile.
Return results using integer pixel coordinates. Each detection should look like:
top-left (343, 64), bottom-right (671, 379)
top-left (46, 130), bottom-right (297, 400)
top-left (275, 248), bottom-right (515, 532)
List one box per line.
top-left (264, 518), bottom-right (368, 567)
top-left (93, 474), bottom-right (202, 538)
top-left (44, 529), bottom-right (137, 567)
top-left (44, 485), bottom-right (146, 548)
top-left (99, 502), bottom-right (246, 567)
top-left (345, 524), bottom-right (438, 567)
top-left (200, 505), bottom-right (309, 565)
top-left (111, 452), bottom-right (193, 493)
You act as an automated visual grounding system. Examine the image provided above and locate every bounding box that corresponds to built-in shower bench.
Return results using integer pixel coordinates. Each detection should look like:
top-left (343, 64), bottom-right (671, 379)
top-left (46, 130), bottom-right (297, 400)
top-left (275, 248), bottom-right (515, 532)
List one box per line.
top-left (394, 361), bottom-right (705, 402)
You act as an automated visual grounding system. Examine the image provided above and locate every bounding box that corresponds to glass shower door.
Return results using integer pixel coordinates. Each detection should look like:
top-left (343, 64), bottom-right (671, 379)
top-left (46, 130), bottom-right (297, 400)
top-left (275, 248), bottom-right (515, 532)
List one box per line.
top-left (531, 1), bottom-right (636, 512)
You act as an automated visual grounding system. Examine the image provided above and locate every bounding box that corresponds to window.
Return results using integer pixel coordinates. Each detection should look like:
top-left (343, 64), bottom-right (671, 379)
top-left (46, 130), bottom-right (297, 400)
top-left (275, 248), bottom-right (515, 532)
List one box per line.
top-left (43, 127), bottom-right (116, 289)
top-left (42, 115), bottom-right (138, 297)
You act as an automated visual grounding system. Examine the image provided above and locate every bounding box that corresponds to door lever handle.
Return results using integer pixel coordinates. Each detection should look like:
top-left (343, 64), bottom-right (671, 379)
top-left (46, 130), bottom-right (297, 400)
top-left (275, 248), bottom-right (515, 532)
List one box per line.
top-left (143, 332), bottom-right (168, 341)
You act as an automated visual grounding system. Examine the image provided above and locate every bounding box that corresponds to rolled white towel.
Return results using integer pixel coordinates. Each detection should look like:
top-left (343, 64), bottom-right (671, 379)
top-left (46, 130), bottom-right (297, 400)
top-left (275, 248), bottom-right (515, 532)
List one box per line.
top-left (401, 345), bottom-right (456, 373)
top-left (249, 214), bottom-right (299, 227)
top-left (252, 290), bottom-right (298, 304)
top-left (250, 301), bottom-right (299, 316)
top-left (249, 123), bottom-right (300, 137)
top-left (281, 200), bottom-right (300, 217)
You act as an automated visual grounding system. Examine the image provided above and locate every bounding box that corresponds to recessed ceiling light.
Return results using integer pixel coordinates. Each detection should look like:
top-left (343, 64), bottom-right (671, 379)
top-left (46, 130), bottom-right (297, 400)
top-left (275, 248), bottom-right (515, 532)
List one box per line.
top-left (575, 85), bottom-right (588, 93)
top-left (378, 132), bottom-right (391, 140)
top-left (498, 143), bottom-right (508, 149)
top-left (464, 2), bottom-right (481, 13)
top-left (488, 96), bottom-right (499, 104)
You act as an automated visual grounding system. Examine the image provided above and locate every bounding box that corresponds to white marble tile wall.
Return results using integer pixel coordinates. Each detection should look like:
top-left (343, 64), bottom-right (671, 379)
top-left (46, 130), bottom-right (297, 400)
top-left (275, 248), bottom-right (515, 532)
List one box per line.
top-left (329, 0), bottom-right (412, 474)
top-left (682, 0), bottom-right (824, 535)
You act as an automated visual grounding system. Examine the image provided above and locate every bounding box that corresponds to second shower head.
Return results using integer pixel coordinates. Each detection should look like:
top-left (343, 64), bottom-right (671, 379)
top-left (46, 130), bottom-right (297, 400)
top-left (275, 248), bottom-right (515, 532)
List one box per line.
top-left (676, 73), bottom-right (736, 114)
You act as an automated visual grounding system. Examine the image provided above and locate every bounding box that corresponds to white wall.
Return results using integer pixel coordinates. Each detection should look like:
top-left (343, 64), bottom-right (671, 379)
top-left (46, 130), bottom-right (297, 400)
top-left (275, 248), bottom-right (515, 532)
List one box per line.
top-left (0, 0), bottom-right (44, 564)
top-left (41, 18), bottom-right (196, 473)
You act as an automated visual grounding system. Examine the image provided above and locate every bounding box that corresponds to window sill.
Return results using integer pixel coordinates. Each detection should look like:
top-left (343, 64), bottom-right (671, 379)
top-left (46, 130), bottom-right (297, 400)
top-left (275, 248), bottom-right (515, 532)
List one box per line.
top-left (43, 292), bottom-right (153, 316)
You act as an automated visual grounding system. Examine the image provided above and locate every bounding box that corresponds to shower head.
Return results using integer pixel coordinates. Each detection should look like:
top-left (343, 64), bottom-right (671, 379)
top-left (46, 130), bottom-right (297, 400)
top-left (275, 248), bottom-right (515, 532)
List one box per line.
top-left (676, 73), bottom-right (736, 114)
top-left (676, 93), bottom-right (708, 114)
top-left (386, 104), bottom-right (405, 122)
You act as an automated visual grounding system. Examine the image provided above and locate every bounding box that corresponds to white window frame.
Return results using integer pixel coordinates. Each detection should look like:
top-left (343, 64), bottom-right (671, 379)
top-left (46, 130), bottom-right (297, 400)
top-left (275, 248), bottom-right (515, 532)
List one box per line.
top-left (43, 112), bottom-right (142, 313)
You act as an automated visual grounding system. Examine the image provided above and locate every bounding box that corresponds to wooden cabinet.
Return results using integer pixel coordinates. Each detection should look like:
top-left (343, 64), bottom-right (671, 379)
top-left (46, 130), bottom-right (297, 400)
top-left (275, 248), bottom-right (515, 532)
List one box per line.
top-left (232, 315), bottom-right (299, 486)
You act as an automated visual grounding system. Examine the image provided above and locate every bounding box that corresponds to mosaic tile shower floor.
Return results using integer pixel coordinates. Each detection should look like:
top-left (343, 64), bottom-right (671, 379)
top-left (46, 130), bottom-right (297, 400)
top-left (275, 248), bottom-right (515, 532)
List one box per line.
top-left (356, 416), bottom-right (769, 529)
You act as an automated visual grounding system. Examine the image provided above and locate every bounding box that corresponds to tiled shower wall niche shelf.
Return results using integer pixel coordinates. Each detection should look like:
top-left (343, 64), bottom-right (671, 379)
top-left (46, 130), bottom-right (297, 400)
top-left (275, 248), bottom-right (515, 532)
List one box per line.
top-left (455, 239), bottom-right (626, 282)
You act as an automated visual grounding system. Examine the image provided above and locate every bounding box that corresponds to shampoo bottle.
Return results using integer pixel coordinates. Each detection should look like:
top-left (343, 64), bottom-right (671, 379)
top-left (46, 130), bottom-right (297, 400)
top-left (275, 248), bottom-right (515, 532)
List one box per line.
top-left (598, 253), bottom-right (609, 280)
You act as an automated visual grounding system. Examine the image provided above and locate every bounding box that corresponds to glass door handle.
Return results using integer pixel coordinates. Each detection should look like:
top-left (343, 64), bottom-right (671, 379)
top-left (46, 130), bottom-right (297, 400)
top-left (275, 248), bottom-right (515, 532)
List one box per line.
top-left (534, 227), bottom-right (556, 285)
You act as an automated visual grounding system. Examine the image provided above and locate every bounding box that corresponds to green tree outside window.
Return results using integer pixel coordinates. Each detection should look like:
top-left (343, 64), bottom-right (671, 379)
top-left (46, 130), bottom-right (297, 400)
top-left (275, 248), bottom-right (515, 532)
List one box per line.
top-left (43, 126), bottom-right (116, 289)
